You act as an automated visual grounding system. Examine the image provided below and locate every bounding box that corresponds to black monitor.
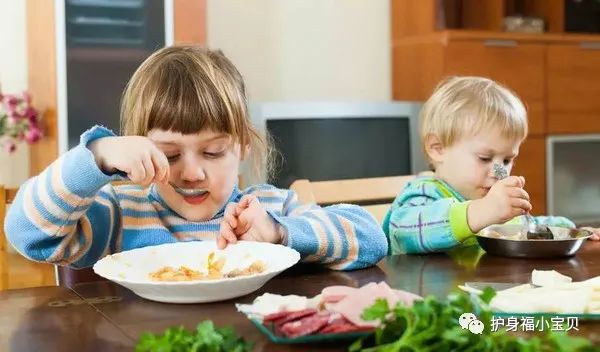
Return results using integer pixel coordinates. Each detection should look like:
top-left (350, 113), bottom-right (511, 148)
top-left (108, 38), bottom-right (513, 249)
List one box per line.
top-left (249, 102), bottom-right (426, 188)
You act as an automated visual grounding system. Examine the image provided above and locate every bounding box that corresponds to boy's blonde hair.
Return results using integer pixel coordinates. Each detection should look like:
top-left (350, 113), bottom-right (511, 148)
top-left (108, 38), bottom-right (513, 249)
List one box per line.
top-left (420, 76), bottom-right (528, 151)
top-left (120, 45), bottom-right (274, 181)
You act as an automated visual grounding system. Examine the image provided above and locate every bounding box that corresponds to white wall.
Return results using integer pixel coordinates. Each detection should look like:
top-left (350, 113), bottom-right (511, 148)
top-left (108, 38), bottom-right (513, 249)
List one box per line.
top-left (0, 0), bottom-right (30, 187)
top-left (207, 0), bottom-right (391, 102)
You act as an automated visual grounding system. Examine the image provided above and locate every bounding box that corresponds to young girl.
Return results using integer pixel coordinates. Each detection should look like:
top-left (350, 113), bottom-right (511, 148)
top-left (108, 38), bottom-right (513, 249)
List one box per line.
top-left (4, 46), bottom-right (387, 270)
top-left (384, 76), bottom-right (600, 254)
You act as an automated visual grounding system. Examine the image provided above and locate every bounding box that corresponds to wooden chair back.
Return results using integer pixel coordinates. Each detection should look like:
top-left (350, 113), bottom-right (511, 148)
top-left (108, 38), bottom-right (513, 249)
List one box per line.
top-left (1, 185), bottom-right (106, 290)
top-left (290, 175), bottom-right (416, 223)
top-left (0, 185), bottom-right (19, 290)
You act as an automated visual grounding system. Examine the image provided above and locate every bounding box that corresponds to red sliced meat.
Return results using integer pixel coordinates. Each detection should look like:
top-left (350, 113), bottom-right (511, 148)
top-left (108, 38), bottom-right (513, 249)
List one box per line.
top-left (319, 314), bottom-right (374, 334)
top-left (278, 312), bottom-right (332, 338)
top-left (263, 310), bottom-right (292, 323)
top-left (270, 309), bottom-right (318, 327)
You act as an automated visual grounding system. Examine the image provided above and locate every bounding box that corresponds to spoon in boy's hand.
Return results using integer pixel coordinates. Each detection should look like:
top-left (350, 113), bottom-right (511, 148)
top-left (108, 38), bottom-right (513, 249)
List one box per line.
top-left (492, 164), bottom-right (553, 239)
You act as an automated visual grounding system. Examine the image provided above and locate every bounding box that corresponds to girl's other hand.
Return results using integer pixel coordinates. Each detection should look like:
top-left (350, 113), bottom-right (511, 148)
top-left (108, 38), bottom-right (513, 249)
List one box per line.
top-left (88, 136), bottom-right (170, 186)
top-left (217, 195), bottom-right (284, 249)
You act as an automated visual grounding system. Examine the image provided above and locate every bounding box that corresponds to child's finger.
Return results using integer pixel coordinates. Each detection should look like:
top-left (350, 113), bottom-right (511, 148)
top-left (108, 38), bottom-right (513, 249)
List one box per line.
top-left (510, 198), bottom-right (532, 213)
top-left (140, 155), bottom-right (155, 185)
top-left (151, 149), bottom-right (169, 184)
top-left (218, 218), bottom-right (237, 248)
top-left (235, 195), bottom-right (255, 215)
top-left (217, 234), bottom-right (228, 249)
top-left (500, 176), bottom-right (524, 188)
top-left (223, 203), bottom-right (238, 229)
top-left (508, 187), bottom-right (530, 201)
top-left (128, 162), bottom-right (146, 184)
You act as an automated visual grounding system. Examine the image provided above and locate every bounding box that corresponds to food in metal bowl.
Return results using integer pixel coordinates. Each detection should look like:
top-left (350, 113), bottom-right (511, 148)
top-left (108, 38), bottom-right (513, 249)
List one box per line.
top-left (476, 224), bottom-right (592, 258)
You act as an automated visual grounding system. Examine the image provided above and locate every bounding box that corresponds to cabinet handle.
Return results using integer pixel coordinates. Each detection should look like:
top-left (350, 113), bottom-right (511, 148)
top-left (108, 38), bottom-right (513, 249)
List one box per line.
top-left (483, 39), bottom-right (518, 47)
top-left (580, 42), bottom-right (600, 50)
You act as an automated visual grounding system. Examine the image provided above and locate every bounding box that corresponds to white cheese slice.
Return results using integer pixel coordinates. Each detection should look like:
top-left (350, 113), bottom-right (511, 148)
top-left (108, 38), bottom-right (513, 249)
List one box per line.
top-left (531, 269), bottom-right (572, 287)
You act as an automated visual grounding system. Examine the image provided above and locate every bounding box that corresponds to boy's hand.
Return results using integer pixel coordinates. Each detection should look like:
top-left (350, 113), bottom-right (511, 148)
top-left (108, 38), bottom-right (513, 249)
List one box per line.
top-left (217, 195), bottom-right (284, 249)
top-left (581, 227), bottom-right (600, 241)
top-left (467, 176), bottom-right (531, 233)
top-left (88, 136), bottom-right (169, 186)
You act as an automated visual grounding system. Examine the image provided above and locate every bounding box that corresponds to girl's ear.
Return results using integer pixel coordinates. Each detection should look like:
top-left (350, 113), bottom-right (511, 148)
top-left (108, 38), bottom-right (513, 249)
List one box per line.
top-left (240, 144), bottom-right (251, 161)
top-left (424, 134), bottom-right (445, 164)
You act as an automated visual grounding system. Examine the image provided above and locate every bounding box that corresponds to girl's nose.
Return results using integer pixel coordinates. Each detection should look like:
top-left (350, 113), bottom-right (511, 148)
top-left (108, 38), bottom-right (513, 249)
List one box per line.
top-left (181, 158), bottom-right (206, 182)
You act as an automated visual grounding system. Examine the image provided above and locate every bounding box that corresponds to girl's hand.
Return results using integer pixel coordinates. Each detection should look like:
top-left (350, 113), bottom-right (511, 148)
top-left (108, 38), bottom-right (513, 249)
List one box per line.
top-left (217, 195), bottom-right (284, 249)
top-left (468, 176), bottom-right (531, 233)
top-left (88, 136), bottom-right (169, 186)
top-left (581, 227), bottom-right (600, 241)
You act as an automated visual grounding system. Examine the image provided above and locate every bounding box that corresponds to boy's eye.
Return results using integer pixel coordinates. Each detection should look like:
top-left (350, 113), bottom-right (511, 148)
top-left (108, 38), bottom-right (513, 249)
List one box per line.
top-left (478, 156), bottom-right (492, 163)
top-left (503, 159), bottom-right (513, 165)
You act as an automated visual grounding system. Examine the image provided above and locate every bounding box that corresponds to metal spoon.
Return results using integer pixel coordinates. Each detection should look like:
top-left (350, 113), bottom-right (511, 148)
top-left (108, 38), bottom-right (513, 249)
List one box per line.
top-left (491, 164), bottom-right (553, 239)
top-left (169, 182), bottom-right (207, 197)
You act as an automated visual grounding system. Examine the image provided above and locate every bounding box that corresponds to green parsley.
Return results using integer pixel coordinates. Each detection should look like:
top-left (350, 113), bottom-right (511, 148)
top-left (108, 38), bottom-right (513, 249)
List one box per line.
top-left (349, 288), bottom-right (599, 352)
top-left (135, 320), bottom-right (253, 352)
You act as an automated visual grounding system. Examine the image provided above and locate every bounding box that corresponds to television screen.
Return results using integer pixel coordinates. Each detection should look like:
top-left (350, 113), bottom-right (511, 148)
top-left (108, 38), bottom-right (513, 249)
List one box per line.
top-left (549, 136), bottom-right (600, 224)
top-left (267, 117), bottom-right (412, 188)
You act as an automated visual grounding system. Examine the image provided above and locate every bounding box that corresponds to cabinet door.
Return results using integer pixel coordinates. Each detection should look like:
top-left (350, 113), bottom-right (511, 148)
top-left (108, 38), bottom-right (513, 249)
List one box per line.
top-left (512, 136), bottom-right (546, 215)
top-left (444, 40), bottom-right (545, 136)
top-left (547, 43), bottom-right (600, 133)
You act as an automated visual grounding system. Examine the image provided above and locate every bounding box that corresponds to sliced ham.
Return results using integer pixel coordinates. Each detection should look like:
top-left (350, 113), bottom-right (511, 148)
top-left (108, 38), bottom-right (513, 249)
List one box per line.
top-left (328, 282), bottom-right (421, 328)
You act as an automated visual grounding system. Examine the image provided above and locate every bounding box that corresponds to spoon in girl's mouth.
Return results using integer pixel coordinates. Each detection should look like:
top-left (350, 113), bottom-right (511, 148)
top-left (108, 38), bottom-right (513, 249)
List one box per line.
top-left (169, 182), bottom-right (208, 197)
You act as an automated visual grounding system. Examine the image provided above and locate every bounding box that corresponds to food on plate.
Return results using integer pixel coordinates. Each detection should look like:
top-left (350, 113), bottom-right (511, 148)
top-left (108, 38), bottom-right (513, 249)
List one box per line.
top-left (461, 269), bottom-right (600, 314)
top-left (483, 229), bottom-right (524, 240)
top-left (531, 269), bottom-right (572, 287)
top-left (149, 266), bottom-right (204, 281)
top-left (236, 282), bottom-right (421, 338)
top-left (149, 251), bottom-right (266, 282)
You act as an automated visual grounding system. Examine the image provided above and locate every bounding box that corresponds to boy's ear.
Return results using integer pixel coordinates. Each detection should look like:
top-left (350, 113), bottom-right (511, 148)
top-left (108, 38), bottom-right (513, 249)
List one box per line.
top-left (424, 134), bottom-right (445, 164)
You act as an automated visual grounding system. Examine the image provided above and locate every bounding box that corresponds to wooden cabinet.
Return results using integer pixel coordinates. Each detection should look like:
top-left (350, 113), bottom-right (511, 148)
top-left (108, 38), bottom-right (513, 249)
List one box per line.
top-left (444, 40), bottom-right (545, 135)
top-left (512, 136), bottom-right (546, 215)
top-left (547, 43), bottom-right (600, 133)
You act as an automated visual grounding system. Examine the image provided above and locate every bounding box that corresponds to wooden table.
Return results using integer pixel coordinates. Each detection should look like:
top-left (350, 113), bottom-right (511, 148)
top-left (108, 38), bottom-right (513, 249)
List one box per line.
top-left (3, 242), bottom-right (600, 351)
top-left (0, 286), bottom-right (132, 351)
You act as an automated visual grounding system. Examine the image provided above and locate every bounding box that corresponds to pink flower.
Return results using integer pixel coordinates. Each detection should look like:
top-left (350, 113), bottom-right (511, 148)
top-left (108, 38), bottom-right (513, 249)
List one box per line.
top-left (4, 142), bottom-right (17, 153)
top-left (24, 126), bottom-right (42, 144)
top-left (21, 91), bottom-right (32, 104)
top-left (24, 107), bottom-right (38, 122)
top-left (0, 90), bottom-right (41, 152)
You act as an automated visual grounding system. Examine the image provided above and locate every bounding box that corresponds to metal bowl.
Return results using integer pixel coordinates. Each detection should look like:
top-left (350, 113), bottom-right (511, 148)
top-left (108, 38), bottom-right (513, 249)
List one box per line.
top-left (476, 224), bottom-right (592, 258)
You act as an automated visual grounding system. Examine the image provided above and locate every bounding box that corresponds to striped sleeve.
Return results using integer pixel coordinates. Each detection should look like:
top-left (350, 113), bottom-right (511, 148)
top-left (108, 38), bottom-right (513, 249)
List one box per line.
top-left (4, 126), bottom-right (123, 268)
top-left (384, 180), bottom-right (474, 254)
top-left (246, 185), bottom-right (388, 271)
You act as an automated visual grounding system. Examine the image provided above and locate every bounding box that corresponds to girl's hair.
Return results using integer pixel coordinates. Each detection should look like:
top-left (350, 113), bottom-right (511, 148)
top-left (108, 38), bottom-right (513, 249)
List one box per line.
top-left (419, 76), bottom-right (528, 150)
top-left (120, 45), bottom-right (275, 182)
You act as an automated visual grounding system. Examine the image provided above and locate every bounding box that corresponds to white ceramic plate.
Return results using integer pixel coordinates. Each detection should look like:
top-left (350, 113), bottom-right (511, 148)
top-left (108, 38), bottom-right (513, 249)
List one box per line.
top-left (93, 241), bottom-right (300, 303)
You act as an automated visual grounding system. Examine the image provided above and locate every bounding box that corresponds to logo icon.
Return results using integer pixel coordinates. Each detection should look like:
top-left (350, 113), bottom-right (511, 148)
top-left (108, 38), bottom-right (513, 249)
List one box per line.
top-left (459, 312), bottom-right (484, 334)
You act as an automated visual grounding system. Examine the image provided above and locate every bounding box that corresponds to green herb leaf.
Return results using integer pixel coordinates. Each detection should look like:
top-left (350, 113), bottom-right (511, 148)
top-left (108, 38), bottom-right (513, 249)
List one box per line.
top-left (135, 320), bottom-right (253, 352)
top-left (351, 290), bottom-right (599, 352)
